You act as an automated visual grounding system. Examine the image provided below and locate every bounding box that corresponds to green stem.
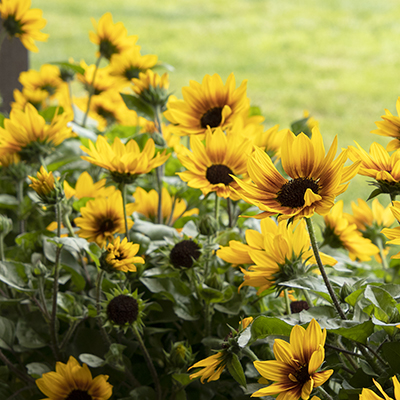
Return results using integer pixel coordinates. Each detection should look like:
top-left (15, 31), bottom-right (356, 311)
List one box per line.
top-left (59, 319), bottom-right (80, 349)
top-left (120, 183), bottom-right (130, 241)
top-left (133, 325), bottom-right (161, 400)
top-left (82, 55), bottom-right (102, 128)
top-left (227, 198), bottom-right (233, 228)
top-left (215, 193), bottom-right (220, 231)
top-left (96, 270), bottom-right (112, 346)
top-left (155, 167), bottom-right (163, 225)
top-left (0, 349), bottom-right (35, 386)
top-left (317, 386), bottom-right (334, 400)
top-left (16, 180), bottom-right (25, 234)
top-left (242, 347), bottom-right (259, 362)
top-left (38, 276), bottom-right (50, 322)
top-left (0, 234), bottom-right (4, 262)
top-left (50, 245), bottom-right (62, 360)
top-left (284, 289), bottom-right (291, 315)
top-left (62, 209), bottom-right (76, 237)
top-left (305, 217), bottom-right (347, 320)
top-left (302, 289), bottom-right (313, 308)
top-left (376, 237), bottom-right (389, 270)
top-left (166, 196), bottom-right (177, 226)
top-left (204, 301), bottom-right (212, 338)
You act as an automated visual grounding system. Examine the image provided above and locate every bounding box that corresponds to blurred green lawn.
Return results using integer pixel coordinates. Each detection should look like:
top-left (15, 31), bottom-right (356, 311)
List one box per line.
top-left (31, 0), bottom-right (400, 207)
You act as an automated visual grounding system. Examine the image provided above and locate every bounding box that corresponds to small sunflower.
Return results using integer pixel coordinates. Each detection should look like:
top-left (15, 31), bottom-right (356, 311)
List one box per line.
top-left (89, 12), bottom-right (138, 60)
top-left (74, 190), bottom-right (135, 248)
top-left (188, 352), bottom-right (226, 384)
top-left (80, 135), bottom-right (170, 184)
top-left (177, 127), bottom-right (252, 199)
top-left (238, 218), bottom-right (336, 295)
top-left (382, 201), bottom-right (400, 259)
top-left (36, 355), bottom-right (112, 400)
top-left (164, 72), bottom-right (249, 137)
top-left (252, 319), bottom-right (333, 399)
top-left (28, 165), bottom-right (58, 200)
top-left (109, 46), bottom-right (158, 82)
top-left (233, 128), bottom-right (359, 220)
top-left (132, 186), bottom-right (198, 225)
top-left (0, 103), bottom-right (74, 161)
top-left (101, 236), bottom-right (144, 273)
top-left (371, 97), bottom-right (400, 151)
top-left (322, 200), bottom-right (379, 262)
top-left (63, 171), bottom-right (116, 200)
top-left (360, 376), bottom-right (400, 400)
top-left (102, 288), bottom-right (146, 333)
top-left (0, 0), bottom-right (48, 52)
top-left (11, 87), bottom-right (48, 111)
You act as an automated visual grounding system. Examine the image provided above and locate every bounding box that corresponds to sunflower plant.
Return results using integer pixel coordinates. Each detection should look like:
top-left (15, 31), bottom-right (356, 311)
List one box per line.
top-left (2, 6), bottom-right (400, 400)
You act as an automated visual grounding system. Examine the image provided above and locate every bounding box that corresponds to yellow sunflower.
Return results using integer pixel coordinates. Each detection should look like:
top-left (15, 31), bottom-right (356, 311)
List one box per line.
top-left (109, 46), bottom-right (158, 83)
top-left (36, 355), bottom-right (112, 400)
top-left (0, 0), bottom-right (48, 52)
top-left (89, 12), bottom-right (138, 60)
top-left (360, 376), bottom-right (400, 400)
top-left (177, 127), bottom-right (252, 199)
top-left (132, 186), bottom-right (198, 225)
top-left (239, 218), bottom-right (336, 295)
top-left (74, 91), bottom-right (138, 131)
top-left (233, 127), bottom-right (359, 220)
top-left (138, 118), bottom-right (182, 151)
top-left (188, 352), bottom-right (226, 384)
top-left (104, 236), bottom-right (145, 272)
top-left (372, 97), bottom-right (400, 151)
top-left (382, 201), bottom-right (400, 259)
top-left (80, 135), bottom-right (170, 184)
top-left (252, 319), bottom-right (333, 399)
top-left (28, 165), bottom-right (55, 197)
top-left (11, 87), bottom-right (48, 111)
top-left (322, 201), bottom-right (379, 261)
top-left (164, 73), bottom-right (250, 137)
top-left (74, 190), bottom-right (135, 248)
top-left (0, 103), bottom-right (74, 160)
top-left (63, 171), bottom-right (116, 200)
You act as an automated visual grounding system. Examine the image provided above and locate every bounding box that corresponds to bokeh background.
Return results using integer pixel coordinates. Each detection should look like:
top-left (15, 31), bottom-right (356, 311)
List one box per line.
top-left (30, 0), bottom-right (400, 206)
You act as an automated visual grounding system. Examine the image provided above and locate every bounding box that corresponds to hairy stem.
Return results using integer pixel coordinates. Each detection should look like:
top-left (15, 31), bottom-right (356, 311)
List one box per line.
top-left (284, 289), bottom-right (291, 315)
top-left (16, 179), bottom-right (25, 234)
top-left (120, 183), bottom-right (130, 241)
top-left (96, 270), bottom-right (112, 347)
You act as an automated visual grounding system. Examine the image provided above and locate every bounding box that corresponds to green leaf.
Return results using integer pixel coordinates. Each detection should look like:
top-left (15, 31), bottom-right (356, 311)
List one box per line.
top-left (61, 264), bottom-right (86, 292)
top-left (120, 93), bottom-right (155, 119)
top-left (382, 342), bottom-right (400, 374)
top-left (51, 61), bottom-right (85, 75)
top-left (0, 194), bottom-right (18, 208)
top-left (47, 155), bottom-right (82, 172)
top-left (0, 261), bottom-right (34, 292)
top-left (367, 188), bottom-right (383, 201)
top-left (0, 113), bottom-right (5, 128)
top-left (329, 320), bottom-right (374, 344)
top-left (251, 316), bottom-right (292, 341)
top-left (79, 353), bottom-right (104, 368)
top-left (227, 353), bottom-right (247, 387)
top-left (39, 106), bottom-right (64, 122)
top-left (172, 373), bottom-right (192, 386)
top-left (103, 343), bottom-right (126, 371)
top-left (26, 362), bottom-right (51, 378)
top-left (197, 284), bottom-right (224, 303)
top-left (16, 318), bottom-right (47, 349)
top-left (0, 317), bottom-right (15, 350)
top-left (364, 285), bottom-right (397, 323)
top-left (128, 386), bottom-right (156, 400)
top-left (132, 219), bottom-right (179, 240)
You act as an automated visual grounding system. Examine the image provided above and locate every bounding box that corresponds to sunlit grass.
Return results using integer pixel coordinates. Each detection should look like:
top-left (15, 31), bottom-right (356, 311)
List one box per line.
top-left (31, 0), bottom-right (400, 206)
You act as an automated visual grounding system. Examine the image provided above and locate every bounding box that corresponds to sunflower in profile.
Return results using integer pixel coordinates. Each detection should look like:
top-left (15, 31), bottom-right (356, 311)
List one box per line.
top-left (360, 376), bottom-right (400, 400)
top-left (382, 201), bottom-right (400, 259)
top-left (239, 218), bottom-right (336, 295)
top-left (0, 0), bottom-right (48, 52)
top-left (80, 136), bottom-right (169, 184)
top-left (164, 73), bottom-right (250, 137)
top-left (36, 355), bottom-right (112, 400)
top-left (177, 127), bottom-right (252, 199)
top-left (322, 200), bottom-right (379, 261)
top-left (233, 128), bottom-right (359, 220)
top-left (109, 45), bottom-right (158, 83)
top-left (252, 319), bottom-right (333, 399)
top-left (89, 12), bottom-right (138, 60)
top-left (132, 186), bottom-right (198, 225)
top-left (0, 103), bottom-right (74, 161)
top-left (371, 97), bottom-right (400, 151)
top-left (188, 352), bottom-right (226, 384)
top-left (11, 87), bottom-right (48, 111)
top-left (74, 190), bottom-right (135, 247)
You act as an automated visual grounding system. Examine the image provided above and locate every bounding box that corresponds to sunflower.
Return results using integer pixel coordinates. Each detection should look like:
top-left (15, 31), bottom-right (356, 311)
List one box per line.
top-left (0, 0), bottom-right (48, 52)
top-left (89, 12), bottom-right (138, 60)
top-left (28, 165), bottom-right (55, 197)
top-left (252, 319), bottom-right (333, 399)
top-left (132, 186), bottom-right (198, 225)
top-left (233, 127), bottom-right (359, 220)
top-left (109, 45), bottom-right (158, 83)
top-left (322, 200), bottom-right (379, 261)
top-left (238, 218), bottom-right (336, 295)
top-left (74, 190), bottom-right (135, 248)
top-left (188, 352), bottom-right (226, 384)
top-left (382, 201), bottom-right (400, 259)
top-left (0, 103), bottom-right (74, 161)
top-left (371, 97), bottom-right (400, 151)
top-left (177, 127), bottom-right (252, 199)
top-left (74, 91), bottom-right (138, 131)
top-left (63, 171), bottom-right (116, 200)
top-left (360, 376), bottom-right (400, 400)
top-left (80, 136), bottom-right (169, 184)
top-left (36, 355), bottom-right (112, 400)
top-left (11, 87), bottom-right (48, 111)
top-left (103, 236), bottom-right (144, 273)
top-left (139, 118), bottom-right (182, 150)
top-left (164, 73), bottom-right (250, 137)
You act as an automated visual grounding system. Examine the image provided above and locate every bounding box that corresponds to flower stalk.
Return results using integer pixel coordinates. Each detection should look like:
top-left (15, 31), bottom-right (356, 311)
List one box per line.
top-left (82, 55), bottom-right (102, 128)
top-left (120, 183), bottom-right (130, 241)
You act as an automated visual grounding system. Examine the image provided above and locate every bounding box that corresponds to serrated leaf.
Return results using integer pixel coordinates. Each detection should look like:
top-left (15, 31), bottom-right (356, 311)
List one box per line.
top-left (227, 353), bottom-right (247, 387)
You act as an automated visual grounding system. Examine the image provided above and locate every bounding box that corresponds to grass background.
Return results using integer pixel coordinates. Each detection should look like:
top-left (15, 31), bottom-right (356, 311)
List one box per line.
top-left (30, 0), bottom-right (400, 208)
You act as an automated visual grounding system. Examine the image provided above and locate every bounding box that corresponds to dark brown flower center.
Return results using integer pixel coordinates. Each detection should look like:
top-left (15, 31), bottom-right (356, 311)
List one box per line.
top-left (66, 390), bottom-right (92, 400)
top-left (200, 107), bottom-right (223, 129)
top-left (276, 178), bottom-right (319, 208)
top-left (96, 106), bottom-right (117, 124)
top-left (206, 164), bottom-right (234, 185)
top-left (3, 16), bottom-right (23, 36)
top-left (170, 240), bottom-right (201, 269)
top-left (107, 294), bottom-right (138, 325)
top-left (290, 300), bottom-right (310, 314)
top-left (124, 67), bottom-right (141, 80)
top-left (99, 39), bottom-right (119, 60)
top-left (294, 364), bottom-right (310, 384)
top-left (99, 218), bottom-right (115, 233)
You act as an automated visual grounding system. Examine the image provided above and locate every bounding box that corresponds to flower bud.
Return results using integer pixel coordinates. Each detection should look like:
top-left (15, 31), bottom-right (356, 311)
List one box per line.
top-left (0, 215), bottom-right (12, 236)
top-left (198, 214), bottom-right (218, 236)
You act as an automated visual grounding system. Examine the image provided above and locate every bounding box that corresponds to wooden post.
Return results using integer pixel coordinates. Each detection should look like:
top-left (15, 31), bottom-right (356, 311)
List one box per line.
top-left (0, 25), bottom-right (28, 114)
